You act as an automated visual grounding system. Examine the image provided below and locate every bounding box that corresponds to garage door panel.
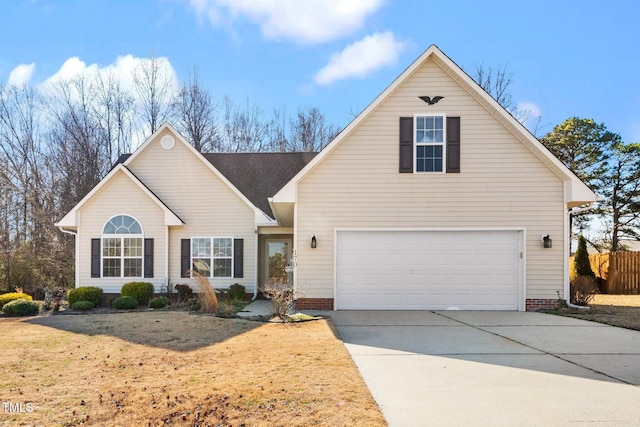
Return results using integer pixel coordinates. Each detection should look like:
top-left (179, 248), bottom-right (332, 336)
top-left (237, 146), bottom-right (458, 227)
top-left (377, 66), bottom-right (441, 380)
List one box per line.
top-left (336, 230), bottom-right (522, 310)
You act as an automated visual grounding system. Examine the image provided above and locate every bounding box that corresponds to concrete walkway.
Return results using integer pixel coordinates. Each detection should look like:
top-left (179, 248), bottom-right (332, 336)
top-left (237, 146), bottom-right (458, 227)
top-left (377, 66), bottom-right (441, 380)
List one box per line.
top-left (236, 299), bottom-right (273, 319)
top-left (330, 311), bottom-right (640, 427)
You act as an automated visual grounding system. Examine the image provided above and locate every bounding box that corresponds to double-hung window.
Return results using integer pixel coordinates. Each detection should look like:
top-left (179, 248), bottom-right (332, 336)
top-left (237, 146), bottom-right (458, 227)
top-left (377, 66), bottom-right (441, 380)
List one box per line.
top-left (415, 115), bottom-right (445, 173)
top-left (191, 237), bottom-right (233, 278)
top-left (102, 215), bottom-right (143, 278)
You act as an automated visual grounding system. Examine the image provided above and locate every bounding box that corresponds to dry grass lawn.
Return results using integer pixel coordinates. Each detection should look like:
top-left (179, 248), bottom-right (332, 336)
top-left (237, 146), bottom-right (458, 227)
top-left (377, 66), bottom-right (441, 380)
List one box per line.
top-left (548, 294), bottom-right (640, 331)
top-left (0, 312), bottom-right (386, 426)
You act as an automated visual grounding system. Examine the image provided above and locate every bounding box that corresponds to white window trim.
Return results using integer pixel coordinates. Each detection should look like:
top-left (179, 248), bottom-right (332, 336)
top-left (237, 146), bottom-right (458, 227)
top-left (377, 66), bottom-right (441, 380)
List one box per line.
top-left (414, 113), bottom-right (446, 174)
top-left (101, 236), bottom-right (144, 278)
top-left (191, 236), bottom-right (234, 279)
top-left (100, 215), bottom-right (145, 279)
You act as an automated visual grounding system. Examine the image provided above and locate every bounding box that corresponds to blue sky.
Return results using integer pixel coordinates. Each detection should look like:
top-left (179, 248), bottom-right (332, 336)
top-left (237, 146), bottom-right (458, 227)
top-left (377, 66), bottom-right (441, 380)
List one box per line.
top-left (1, 0), bottom-right (639, 143)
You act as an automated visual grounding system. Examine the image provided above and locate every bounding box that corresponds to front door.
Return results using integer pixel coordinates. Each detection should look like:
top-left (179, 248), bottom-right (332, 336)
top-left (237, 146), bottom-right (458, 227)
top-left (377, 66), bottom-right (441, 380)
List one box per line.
top-left (263, 238), bottom-right (292, 285)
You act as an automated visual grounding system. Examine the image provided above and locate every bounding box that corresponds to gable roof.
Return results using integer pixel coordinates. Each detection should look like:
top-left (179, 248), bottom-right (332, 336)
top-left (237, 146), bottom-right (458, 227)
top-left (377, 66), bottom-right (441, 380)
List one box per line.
top-left (112, 150), bottom-right (316, 219)
top-left (56, 164), bottom-right (184, 229)
top-left (272, 44), bottom-right (598, 211)
top-left (123, 123), bottom-right (277, 221)
top-left (204, 152), bottom-right (317, 218)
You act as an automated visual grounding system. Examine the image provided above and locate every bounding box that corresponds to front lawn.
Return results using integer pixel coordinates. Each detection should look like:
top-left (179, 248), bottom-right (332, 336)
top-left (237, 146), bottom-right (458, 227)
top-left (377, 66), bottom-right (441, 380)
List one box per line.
top-left (545, 294), bottom-right (640, 331)
top-left (0, 312), bottom-right (385, 426)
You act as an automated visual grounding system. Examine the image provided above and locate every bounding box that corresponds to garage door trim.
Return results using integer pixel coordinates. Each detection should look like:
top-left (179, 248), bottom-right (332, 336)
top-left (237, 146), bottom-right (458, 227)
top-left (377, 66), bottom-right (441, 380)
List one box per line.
top-left (334, 227), bottom-right (526, 311)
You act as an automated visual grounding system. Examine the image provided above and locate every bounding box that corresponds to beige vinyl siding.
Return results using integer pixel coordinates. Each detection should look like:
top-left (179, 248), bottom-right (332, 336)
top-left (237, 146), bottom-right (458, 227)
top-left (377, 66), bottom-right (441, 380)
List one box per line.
top-left (77, 170), bottom-right (167, 293)
top-left (296, 58), bottom-right (565, 301)
top-left (127, 129), bottom-right (256, 291)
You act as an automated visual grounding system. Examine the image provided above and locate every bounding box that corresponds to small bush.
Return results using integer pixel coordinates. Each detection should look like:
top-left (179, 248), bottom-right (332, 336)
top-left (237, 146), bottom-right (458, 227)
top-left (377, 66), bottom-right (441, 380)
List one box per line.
top-left (121, 282), bottom-right (154, 305)
top-left (175, 284), bottom-right (193, 302)
top-left (43, 287), bottom-right (66, 311)
top-left (111, 296), bottom-right (138, 310)
top-left (229, 283), bottom-right (246, 301)
top-left (217, 301), bottom-right (236, 318)
top-left (150, 297), bottom-right (169, 309)
top-left (68, 287), bottom-right (104, 307)
top-left (71, 300), bottom-right (95, 311)
top-left (0, 292), bottom-right (32, 309)
top-left (571, 275), bottom-right (598, 306)
top-left (189, 297), bottom-right (201, 311)
top-left (2, 299), bottom-right (40, 316)
top-left (573, 235), bottom-right (595, 278)
top-left (260, 279), bottom-right (295, 320)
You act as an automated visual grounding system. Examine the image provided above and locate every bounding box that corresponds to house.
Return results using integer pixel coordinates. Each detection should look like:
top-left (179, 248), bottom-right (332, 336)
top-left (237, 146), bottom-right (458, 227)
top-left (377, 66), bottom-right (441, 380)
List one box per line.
top-left (56, 45), bottom-right (597, 311)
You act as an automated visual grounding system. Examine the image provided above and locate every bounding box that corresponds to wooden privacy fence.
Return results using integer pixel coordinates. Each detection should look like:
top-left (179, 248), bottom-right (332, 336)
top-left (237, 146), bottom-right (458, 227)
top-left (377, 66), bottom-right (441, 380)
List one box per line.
top-left (571, 252), bottom-right (640, 294)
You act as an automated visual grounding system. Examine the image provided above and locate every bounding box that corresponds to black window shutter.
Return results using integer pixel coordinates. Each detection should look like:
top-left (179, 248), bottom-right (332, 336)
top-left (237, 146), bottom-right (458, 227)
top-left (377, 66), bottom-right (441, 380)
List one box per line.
top-left (233, 238), bottom-right (244, 278)
top-left (181, 239), bottom-right (191, 278)
top-left (399, 117), bottom-right (414, 173)
top-left (91, 238), bottom-right (101, 278)
top-left (446, 116), bottom-right (461, 173)
top-left (144, 238), bottom-right (154, 278)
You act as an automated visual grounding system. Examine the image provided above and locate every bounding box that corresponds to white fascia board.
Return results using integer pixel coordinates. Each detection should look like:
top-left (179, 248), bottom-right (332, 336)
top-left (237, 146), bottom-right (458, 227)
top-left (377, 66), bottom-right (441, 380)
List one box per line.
top-left (255, 209), bottom-right (277, 226)
top-left (55, 164), bottom-right (126, 228)
top-left (273, 45), bottom-right (597, 207)
top-left (119, 166), bottom-right (184, 226)
top-left (272, 180), bottom-right (297, 203)
top-left (268, 198), bottom-right (294, 227)
top-left (55, 215), bottom-right (78, 229)
top-left (429, 49), bottom-right (598, 204)
top-left (565, 180), bottom-right (598, 208)
top-left (56, 164), bottom-right (184, 228)
top-left (273, 45), bottom-right (444, 201)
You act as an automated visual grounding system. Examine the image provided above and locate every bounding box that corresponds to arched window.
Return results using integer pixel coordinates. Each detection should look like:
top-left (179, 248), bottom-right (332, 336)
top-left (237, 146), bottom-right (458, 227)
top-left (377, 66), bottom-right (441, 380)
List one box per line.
top-left (102, 215), bottom-right (143, 278)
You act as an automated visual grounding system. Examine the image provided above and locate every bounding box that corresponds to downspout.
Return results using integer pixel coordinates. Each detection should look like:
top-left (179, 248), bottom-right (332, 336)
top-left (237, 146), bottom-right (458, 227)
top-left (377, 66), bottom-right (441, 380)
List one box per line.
top-left (165, 226), bottom-right (169, 291)
top-left (59, 227), bottom-right (79, 288)
top-left (252, 226), bottom-right (258, 300)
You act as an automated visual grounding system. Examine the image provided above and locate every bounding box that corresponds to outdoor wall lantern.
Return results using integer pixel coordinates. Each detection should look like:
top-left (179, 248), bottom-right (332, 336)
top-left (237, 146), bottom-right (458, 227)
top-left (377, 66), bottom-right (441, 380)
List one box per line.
top-left (542, 235), bottom-right (552, 249)
top-left (311, 235), bottom-right (317, 249)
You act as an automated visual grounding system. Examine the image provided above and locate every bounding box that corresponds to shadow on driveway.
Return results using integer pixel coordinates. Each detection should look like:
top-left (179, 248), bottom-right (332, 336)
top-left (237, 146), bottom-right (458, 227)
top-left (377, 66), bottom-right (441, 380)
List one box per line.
top-left (327, 310), bottom-right (640, 426)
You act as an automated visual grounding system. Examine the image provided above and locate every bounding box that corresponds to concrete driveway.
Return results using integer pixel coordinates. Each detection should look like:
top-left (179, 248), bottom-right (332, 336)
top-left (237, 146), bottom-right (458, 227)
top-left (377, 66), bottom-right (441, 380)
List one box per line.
top-left (330, 311), bottom-right (640, 427)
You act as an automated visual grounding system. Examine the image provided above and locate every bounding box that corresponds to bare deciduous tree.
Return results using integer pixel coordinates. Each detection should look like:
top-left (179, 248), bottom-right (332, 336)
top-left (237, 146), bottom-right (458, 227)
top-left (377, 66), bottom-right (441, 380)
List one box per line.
top-left (473, 63), bottom-right (535, 125)
top-left (289, 106), bottom-right (338, 152)
top-left (219, 96), bottom-right (268, 152)
top-left (173, 68), bottom-right (219, 152)
top-left (0, 61), bottom-right (341, 294)
top-left (0, 84), bottom-right (73, 293)
top-left (267, 107), bottom-right (289, 152)
top-left (95, 71), bottom-right (135, 162)
top-left (47, 76), bottom-right (108, 208)
top-left (475, 63), bottom-right (514, 110)
top-left (132, 56), bottom-right (177, 134)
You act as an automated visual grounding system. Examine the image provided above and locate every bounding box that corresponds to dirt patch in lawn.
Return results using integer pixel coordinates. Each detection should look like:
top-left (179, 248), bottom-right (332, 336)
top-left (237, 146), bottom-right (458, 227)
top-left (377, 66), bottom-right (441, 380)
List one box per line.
top-left (546, 294), bottom-right (640, 331)
top-left (0, 312), bottom-right (386, 426)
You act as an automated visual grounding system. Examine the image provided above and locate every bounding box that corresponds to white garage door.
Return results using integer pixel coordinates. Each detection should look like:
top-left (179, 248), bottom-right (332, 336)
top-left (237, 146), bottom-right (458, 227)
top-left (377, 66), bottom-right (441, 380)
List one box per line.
top-left (336, 230), bottom-right (523, 310)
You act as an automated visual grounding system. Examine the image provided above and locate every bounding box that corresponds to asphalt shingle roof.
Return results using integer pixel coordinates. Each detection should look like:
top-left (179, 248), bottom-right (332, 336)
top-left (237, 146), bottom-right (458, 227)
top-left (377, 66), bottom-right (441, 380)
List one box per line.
top-left (204, 152), bottom-right (317, 217)
top-left (113, 151), bottom-right (317, 218)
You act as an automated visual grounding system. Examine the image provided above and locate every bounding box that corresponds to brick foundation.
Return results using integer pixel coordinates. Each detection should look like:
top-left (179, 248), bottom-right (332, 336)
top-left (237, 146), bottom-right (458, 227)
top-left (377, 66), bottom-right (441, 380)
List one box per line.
top-left (103, 293), bottom-right (120, 306)
top-left (295, 298), bottom-right (334, 310)
top-left (525, 298), bottom-right (557, 311)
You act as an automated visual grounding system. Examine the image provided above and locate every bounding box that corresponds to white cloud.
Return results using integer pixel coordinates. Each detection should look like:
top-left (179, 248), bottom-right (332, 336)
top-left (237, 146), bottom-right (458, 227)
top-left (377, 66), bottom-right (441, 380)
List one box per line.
top-left (40, 54), bottom-right (179, 102)
top-left (516, 101), bottom-right (544, 133)
top-left (7, 63), bottom-right (35, 87)
top-left (314, 31), bottom-right (404, 85)
top-left (189, 0), bottom-right (383, 43)
top-left (517, 101), bottom-right (542, 118)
